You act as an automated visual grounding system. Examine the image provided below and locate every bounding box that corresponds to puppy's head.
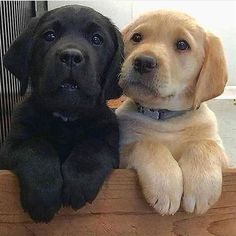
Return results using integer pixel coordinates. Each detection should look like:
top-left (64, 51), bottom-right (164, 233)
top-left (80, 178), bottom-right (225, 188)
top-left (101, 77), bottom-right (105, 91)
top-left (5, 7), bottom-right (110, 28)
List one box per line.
top-left (120, 10), bottom-right (227, 110)
top-left (4, 5), bottom-right (123, 112)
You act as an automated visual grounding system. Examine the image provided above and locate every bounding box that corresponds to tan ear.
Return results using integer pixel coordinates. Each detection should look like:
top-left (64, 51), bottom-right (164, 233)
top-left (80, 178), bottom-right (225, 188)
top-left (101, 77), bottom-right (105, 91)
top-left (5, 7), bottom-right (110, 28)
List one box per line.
top-left (193, 33), bottom-right (228, 109)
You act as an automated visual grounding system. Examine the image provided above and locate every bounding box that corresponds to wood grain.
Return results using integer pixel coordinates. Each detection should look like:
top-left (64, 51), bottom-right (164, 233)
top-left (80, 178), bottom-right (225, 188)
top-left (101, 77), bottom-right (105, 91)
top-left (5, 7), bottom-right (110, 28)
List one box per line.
top-left (0, 169), bottom-right (236, 236)
top-left (107, 96), bottom-right (126, 109)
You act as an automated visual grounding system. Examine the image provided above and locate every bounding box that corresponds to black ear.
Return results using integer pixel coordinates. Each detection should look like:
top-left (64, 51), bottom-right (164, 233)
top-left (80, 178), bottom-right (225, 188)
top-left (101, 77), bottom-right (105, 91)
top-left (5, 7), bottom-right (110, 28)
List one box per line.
top-left (3, 17), bottom-right (39, 96)
top-left (102, 26), bottom-right (124, 100)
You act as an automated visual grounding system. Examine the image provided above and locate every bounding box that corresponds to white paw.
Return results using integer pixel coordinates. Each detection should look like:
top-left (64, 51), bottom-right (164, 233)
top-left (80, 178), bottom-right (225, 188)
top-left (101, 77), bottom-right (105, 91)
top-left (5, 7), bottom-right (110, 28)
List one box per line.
top-left (181, 169), bottom-right (222, 214)
top-left (139, 166), bottom-right (183, 215)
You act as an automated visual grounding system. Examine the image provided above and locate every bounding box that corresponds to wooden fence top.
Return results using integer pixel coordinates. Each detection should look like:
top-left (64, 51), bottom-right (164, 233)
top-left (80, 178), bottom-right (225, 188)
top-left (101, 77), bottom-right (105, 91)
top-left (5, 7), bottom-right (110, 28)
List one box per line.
top-left (0, 169), bottom-right (236, 235)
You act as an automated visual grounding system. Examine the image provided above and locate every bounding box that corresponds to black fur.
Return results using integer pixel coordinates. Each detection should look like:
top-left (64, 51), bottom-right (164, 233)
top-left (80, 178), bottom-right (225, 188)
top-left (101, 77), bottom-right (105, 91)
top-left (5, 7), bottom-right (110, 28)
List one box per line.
top-left (0, 5), bottom-right (123, 222)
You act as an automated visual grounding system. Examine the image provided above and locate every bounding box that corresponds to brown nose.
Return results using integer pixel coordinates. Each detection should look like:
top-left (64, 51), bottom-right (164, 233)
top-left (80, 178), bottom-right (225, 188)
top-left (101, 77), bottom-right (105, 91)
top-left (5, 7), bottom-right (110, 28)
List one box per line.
top-left (133, 55), bottom-right (157, 74)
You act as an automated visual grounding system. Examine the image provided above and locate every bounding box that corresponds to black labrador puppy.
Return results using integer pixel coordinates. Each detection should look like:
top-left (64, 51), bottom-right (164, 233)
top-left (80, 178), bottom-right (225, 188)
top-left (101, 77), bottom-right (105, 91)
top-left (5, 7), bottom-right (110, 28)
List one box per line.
top-left (0, 5), bottom-right (123, 222)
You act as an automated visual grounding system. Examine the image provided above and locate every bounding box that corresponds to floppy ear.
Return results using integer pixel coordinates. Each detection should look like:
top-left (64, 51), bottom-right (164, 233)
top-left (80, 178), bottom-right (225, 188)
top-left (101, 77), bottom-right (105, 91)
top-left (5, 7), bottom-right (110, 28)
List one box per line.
top-left (193, 33), bottom-right (228, 109)
top-left (102, 27), bottom-right (124, 100)
top-left (3, 17), bottom-right (39, 96)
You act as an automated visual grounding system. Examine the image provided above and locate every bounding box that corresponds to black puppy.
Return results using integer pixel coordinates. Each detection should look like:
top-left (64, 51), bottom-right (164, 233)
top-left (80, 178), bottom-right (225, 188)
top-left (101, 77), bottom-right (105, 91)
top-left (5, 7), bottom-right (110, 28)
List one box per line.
top-left (0, 5), bottom-right (123, 222)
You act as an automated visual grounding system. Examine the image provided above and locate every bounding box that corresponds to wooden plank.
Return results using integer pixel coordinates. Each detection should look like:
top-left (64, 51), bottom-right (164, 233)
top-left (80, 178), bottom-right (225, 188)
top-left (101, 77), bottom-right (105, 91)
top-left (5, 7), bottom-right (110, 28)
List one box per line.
top-left (0, 169), bottom-right (236, 236)
top-left (107, 96), bottom-right (126, 109)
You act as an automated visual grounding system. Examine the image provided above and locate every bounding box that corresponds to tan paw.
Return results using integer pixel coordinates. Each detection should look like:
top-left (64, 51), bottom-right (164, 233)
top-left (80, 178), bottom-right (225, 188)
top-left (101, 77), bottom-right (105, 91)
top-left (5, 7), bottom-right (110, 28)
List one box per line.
top-left (181, 168), bottom-right (222, 214)
top-left (138, 165), bottom-right (183, 215)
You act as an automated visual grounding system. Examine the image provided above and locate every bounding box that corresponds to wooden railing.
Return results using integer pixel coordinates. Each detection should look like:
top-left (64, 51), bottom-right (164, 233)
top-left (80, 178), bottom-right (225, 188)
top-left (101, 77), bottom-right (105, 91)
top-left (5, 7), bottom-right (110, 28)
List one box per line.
top-left (0, 169), bottom-right (236, 236)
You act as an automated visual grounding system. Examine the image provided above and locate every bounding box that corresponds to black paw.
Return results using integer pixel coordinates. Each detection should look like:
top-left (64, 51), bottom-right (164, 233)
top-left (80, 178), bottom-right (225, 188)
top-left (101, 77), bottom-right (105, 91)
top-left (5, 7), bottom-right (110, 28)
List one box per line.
top-left (62, 163), bottom-right (107, 210)
top-left (20, 179), bottom-right (62, 223)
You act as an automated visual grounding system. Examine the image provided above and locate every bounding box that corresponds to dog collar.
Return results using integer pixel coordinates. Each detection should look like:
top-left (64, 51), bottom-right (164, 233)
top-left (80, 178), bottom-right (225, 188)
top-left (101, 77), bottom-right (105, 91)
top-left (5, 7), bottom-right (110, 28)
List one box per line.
top-left (136, 103), bottom-right (189, 121)
top-left (53, 112), bottom-right (78, 122)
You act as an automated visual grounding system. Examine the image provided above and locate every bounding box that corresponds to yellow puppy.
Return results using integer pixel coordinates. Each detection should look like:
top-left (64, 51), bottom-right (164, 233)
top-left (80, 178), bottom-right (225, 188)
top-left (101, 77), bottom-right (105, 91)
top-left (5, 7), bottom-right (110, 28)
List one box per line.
top-left (116, 10), bottom-right (229, 215)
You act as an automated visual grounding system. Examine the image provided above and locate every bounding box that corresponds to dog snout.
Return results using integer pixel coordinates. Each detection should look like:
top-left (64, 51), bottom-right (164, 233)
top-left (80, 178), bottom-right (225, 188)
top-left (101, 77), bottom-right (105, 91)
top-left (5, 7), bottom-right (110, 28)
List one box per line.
top-left (133, 55), bottom-right (157, 74)
top-left (59, 49), bottom-right (84, 67)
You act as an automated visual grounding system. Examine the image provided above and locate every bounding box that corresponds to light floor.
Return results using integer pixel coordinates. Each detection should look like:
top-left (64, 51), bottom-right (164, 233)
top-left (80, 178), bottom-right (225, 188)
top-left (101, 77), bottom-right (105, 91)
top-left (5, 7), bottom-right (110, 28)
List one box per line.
top-left (207, 99), bottom-right (236, 166)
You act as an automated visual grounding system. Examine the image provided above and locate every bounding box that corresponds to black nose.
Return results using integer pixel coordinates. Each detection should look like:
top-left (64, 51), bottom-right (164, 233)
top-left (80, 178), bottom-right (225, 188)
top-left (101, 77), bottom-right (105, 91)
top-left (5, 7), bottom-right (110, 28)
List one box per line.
top-left (133, 55), bottom-right (157, 74)
top-left (59, 49), bottom-right (84, 67)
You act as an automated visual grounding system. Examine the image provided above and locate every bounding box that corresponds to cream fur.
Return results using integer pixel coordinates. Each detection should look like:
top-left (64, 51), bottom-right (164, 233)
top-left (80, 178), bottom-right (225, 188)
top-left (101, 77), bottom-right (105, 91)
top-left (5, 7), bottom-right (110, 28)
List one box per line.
top-left (116, 10), bottom-right (229, 215)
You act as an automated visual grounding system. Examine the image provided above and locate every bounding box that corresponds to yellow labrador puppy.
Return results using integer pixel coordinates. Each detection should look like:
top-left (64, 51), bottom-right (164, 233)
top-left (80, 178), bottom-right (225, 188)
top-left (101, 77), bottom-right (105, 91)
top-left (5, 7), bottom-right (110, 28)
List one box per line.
top-left (116, 10), bottom-right (229, 215)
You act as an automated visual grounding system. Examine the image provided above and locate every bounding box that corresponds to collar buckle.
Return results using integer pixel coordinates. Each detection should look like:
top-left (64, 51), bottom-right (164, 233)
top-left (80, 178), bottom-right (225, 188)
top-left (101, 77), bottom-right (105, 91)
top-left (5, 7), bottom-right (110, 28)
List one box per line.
top-left (136, 103), bottom-right (189, 121)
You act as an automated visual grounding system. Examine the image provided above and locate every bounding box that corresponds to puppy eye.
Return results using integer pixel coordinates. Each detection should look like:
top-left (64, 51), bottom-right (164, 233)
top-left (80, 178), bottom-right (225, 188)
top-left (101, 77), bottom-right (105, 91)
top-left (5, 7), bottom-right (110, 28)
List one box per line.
top-left (176, 40), bottom-right (190, 50)
top-left (44, 30), bottom-right (56, 42)
top-left (91, 34), bottom-right (104, 46)
top-left (131, 33), bottom-right (142, 43)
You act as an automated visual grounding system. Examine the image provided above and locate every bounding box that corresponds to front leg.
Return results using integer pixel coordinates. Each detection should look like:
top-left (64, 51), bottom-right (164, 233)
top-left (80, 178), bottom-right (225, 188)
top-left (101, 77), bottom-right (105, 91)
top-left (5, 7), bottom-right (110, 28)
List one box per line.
top-left (0, 139), bottom-right (63, 222)
top-left (179, 140), bottom-right (229, 214)
top-left (62, 121), bottom-right (119, 209)
top-left (122, 140), bottom-right (183, 215)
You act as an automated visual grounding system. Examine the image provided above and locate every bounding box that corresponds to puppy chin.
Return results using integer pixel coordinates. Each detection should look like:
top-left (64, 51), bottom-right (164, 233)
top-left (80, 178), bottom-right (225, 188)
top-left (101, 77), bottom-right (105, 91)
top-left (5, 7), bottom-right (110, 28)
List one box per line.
top-left (36, 76), bottom-right (101, 112)
top-left (120, 68), bottom-right (157, 91)
top-left (119, 67), bottom-right (161, 101)
top-left (119, 80), bottom-right (159, 106)
top-left (119, 77), bottom-right (180, 110)
top-left (122, 82), bottom-right (194, 110)
top-left (37, 90), bottom-right (98, 113)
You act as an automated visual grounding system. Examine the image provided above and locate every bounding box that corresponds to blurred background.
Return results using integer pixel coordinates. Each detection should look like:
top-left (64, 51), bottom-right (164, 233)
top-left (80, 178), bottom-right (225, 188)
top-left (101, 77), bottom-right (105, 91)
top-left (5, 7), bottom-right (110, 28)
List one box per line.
top-left (0, 1), bottom-right (236, 164)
